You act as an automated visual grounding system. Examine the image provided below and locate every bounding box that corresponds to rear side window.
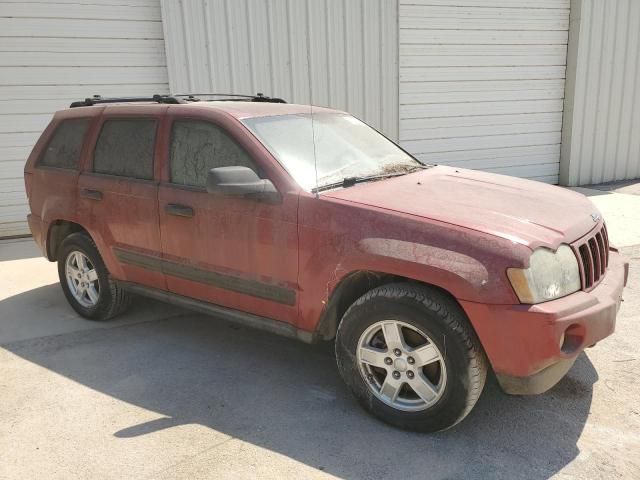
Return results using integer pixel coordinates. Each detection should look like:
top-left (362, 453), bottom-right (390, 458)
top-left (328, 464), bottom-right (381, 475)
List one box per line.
top-left (169, 120), bottom-right (256, 188)
top-left (93, 119), bottom-right (156, 180)
top-left (39, 119), bottom-right (90, 170)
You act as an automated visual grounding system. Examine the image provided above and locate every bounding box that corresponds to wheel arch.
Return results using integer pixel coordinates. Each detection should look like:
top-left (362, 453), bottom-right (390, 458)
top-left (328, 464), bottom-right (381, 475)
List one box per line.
top-left (46, 220), bottom-right (91, 261)
top-left (314, 270), bottom-right (471, 342)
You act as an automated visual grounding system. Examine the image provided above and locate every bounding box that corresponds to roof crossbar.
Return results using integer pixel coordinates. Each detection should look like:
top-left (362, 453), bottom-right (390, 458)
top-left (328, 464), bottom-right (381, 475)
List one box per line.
top-left (173, 92), bottom-right (287, 103)
top-left (69, 92), bottom-right (287, 108)
top-left (69, 94), bottom-right (184, 108)
top-left (69, 94), bottom-right (186, 108)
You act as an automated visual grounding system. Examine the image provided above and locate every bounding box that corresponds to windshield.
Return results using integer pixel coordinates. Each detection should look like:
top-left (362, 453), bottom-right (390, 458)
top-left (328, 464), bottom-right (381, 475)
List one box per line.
top-left (242, 113), bottom-right (422, 191)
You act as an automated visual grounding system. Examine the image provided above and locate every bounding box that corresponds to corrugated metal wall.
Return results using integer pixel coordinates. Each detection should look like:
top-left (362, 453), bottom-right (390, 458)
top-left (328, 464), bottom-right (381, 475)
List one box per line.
top-left (399, 0), bottom-right (570, 183)
top-left (560, 0), bottom-right (640, 186)
top-left (160, 0), bottom-right (399, 140)
top-left (0, 0), bottom-right (169, 237)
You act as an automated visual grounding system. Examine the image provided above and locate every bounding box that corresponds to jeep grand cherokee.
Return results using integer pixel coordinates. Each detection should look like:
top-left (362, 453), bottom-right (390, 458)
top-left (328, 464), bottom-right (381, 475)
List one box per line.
top-left (24, 94), bottom-right (628, 431)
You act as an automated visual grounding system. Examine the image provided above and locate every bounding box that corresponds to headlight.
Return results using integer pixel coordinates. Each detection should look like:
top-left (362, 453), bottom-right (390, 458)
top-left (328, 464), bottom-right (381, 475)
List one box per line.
top-left (507, 245), bottom-right (581, 304)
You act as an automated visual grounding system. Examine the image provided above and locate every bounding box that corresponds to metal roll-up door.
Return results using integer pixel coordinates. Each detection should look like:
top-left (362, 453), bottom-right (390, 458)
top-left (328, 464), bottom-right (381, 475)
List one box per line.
top-left (399, 0), bottom-right (570, 183)
top-left (0, 0), bottom-right (169, 237)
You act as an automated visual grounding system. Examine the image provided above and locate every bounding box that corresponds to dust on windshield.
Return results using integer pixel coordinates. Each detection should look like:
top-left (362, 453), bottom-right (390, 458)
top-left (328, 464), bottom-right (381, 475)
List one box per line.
top-left (242, 113), bottom-right (423, 191)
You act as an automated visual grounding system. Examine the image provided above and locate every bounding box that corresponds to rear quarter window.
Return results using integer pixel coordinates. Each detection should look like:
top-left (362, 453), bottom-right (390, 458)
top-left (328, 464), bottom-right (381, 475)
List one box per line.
top-left (39, 118), bottom-right (90, 170)
top-left (93, 119), bottom-right (156, 180)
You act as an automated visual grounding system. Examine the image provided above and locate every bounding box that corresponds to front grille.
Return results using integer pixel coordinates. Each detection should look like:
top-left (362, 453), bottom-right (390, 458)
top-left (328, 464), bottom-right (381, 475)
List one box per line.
top-left (574, 224), bottom-right (609, 290)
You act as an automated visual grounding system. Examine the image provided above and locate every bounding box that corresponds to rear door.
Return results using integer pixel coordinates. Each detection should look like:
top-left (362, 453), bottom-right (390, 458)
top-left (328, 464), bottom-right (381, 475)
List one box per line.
top-left (77, 105), bottom-right (166, 289)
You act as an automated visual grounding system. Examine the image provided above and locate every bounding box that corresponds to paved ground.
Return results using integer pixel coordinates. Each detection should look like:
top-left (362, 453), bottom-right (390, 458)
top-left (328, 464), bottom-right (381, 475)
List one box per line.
top-left (584, 179), bottom-right (640, 196)
top-left (569, 182), bottom-right (640, 257)
top-left (1, 186), bottom-right (640, 479)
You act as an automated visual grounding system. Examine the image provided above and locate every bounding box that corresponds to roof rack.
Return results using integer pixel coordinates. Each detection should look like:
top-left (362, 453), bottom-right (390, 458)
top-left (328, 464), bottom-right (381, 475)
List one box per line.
top-left (69, 94), bottom-right (184, 108)
top-left (69, 92), bottom-right (287, 108)
top-left (173, 92), bottom-right (287, 103)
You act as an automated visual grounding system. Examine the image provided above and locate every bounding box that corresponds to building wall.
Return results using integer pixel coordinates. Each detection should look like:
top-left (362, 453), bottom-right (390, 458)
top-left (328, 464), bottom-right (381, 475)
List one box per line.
top-left (3, 0), bottom-right (639, 238)
top-left (560, 0), bottom-right (640, 186)
top-left (0, 0), bottom-right (169, 237)
top-left (160, 0), bottom-right (399, 140)
top-left (398, 0), bottom-right (570, 183)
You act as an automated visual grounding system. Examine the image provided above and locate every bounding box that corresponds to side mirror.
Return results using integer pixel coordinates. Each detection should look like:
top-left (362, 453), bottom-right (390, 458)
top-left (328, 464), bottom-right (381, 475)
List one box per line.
top-left (206, 166), bottom-right (281, 203)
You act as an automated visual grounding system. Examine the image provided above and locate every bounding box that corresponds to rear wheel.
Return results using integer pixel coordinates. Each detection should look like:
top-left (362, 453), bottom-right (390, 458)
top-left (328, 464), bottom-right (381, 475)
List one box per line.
top-left (335, 283), bottom-right (487, 432)
top-left (57, 233), bottom-right (131, 321)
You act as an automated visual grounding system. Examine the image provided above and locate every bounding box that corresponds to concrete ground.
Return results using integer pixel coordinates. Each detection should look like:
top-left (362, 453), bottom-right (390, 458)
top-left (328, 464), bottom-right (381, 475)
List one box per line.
top-left (570, 180), bottom-right (640, 258)
top-left (1, 186), bottom-right (640, 480)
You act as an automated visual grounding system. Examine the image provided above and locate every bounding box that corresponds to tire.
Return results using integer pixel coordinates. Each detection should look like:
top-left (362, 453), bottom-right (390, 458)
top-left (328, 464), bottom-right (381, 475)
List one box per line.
top-left (57, 232), bottom-right (131, 321)
top-left (335, 283), bottom-right (487, 432)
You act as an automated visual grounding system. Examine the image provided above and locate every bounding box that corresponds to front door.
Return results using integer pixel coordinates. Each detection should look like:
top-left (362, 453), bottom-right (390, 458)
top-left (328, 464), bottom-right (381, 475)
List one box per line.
top-left (157, 116), bottom-right (299, 325)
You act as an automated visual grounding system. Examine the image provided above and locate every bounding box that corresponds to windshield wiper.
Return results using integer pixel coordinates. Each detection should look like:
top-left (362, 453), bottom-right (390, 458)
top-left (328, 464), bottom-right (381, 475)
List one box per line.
top-left (313, 176), bottom-right (362, 193)
top-left (312, 165), bottom-right (431, 193)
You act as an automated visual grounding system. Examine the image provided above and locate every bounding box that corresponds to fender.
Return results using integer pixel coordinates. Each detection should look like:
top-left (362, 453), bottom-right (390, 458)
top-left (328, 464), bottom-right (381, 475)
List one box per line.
top-left (43, 218), bottom-right (111, 268)
top-left (297, 193), bottom-right (532, 333)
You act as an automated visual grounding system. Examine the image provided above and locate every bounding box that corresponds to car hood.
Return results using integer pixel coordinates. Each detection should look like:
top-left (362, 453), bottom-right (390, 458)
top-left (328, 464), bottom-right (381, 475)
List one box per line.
top-left (324, 166), bottom-right (600, 250)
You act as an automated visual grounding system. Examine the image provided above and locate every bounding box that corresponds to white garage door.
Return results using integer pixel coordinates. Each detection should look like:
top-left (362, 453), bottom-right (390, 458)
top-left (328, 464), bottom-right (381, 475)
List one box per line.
top-left (399, 0), bottom-right (569, 183)
top-left (0, 0), bottom-right (169, 237)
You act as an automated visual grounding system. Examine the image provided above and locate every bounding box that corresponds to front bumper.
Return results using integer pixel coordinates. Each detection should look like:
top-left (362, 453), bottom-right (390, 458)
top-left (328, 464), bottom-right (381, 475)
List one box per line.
top-left (461, 250), bottom-right (628, 395)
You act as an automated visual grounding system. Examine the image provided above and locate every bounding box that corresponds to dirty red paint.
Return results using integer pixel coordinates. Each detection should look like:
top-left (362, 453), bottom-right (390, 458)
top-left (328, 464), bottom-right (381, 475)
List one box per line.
top-left (24, 101), bottom-right (628, 388)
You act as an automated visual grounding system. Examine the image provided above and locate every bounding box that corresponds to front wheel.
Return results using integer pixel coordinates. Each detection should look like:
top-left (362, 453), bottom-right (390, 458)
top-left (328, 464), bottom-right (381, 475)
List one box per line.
top-left (57, 232), bottom-right (131, 321)
top-left (335, 283), bottom-right (487, 432)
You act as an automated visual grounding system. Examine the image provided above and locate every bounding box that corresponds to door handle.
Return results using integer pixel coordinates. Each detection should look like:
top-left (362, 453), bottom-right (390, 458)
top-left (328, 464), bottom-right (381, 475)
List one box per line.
top-left (165, 203), bottom-right (194, 218)
top-left (81, 188), bottom-right (103, 201)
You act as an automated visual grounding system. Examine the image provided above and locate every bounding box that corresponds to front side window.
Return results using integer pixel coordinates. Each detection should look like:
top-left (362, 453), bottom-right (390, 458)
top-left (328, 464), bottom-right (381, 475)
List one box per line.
top-left (39, 118), bottom-right (90, 170)
top-left (169, 120), bottom-right (256, 188)
top-left (242, 113), bottom-right (421, 191)
top-left (93, 119), bottom-right (156, 180)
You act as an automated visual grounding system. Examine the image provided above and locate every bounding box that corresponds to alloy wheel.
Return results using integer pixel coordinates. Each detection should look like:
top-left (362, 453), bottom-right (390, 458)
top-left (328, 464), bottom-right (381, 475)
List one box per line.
top-left (356, 320), bottom-right (447, 411)
top-left (65, 250), bottom-right (100, 308)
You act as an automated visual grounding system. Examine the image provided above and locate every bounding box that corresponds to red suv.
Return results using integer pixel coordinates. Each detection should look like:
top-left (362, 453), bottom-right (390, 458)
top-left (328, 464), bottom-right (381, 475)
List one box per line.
top-left (24, 94), bottom-right (628, 432)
